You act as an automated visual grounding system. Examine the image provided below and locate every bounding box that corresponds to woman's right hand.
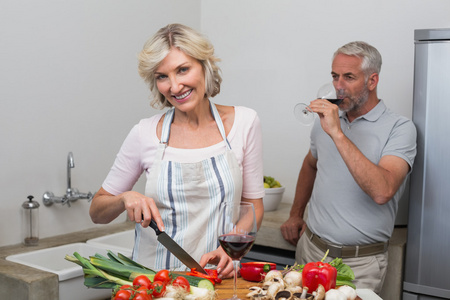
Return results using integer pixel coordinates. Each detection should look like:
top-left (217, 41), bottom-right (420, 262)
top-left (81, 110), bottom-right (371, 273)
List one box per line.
top-left (121, 191), bottom-right (163, 229)
top-left (90, 188), bottom-right (164, 231)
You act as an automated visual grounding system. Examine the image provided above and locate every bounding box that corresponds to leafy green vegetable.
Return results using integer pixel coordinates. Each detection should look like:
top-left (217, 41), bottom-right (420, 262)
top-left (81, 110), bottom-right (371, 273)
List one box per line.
top-left (330, 257), bottom-right (356, 289)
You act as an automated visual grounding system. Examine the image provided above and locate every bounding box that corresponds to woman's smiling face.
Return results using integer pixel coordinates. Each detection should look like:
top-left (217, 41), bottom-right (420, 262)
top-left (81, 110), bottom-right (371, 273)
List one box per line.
top-left (155, 47), bottom-right (206, 111)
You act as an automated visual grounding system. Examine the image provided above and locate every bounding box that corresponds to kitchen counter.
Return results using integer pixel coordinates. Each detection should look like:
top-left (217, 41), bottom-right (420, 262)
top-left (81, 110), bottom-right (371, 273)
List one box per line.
top-left (255, 203), bottom-right (296, 251)
top-left (0, 203), bottom-right (406, 299)
top-left (0, 207), bottom-right (294, 300)
top-left (0, 221), bottom-right (135, 300)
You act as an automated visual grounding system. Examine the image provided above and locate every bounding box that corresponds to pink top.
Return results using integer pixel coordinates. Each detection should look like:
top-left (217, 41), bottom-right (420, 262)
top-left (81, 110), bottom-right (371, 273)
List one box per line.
top-left (102, 106), bottom-right (265, 200)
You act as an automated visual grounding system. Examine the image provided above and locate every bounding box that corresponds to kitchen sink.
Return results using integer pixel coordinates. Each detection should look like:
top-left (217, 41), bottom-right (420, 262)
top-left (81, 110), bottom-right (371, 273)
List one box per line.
top-left (6, 243), bottom-right (114, 300)
top-left (86, 229), bottom-right (134, 257)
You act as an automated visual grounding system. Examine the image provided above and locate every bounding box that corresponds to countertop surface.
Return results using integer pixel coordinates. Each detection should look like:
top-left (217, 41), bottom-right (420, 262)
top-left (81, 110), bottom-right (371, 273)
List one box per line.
top-left (0, 203), bottom-right (293, 285)
top-left (255, 203), bottom-right (296, 251)
top-left (0, 222), bottom-right (135, 284)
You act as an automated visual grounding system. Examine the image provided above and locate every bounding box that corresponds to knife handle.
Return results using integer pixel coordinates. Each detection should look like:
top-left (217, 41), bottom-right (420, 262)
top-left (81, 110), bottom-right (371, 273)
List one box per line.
top-left (150, 219), bottom-right (162, 235)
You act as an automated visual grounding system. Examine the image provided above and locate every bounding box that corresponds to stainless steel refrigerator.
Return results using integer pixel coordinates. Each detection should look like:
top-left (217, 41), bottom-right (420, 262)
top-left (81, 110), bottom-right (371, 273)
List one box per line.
top-left (403, 28), bottom-right (450, 300)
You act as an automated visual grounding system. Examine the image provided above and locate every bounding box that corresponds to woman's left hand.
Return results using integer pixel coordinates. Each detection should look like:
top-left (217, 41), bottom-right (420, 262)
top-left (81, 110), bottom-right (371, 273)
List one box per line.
top-left (199, 247), bottom-right (234, 278)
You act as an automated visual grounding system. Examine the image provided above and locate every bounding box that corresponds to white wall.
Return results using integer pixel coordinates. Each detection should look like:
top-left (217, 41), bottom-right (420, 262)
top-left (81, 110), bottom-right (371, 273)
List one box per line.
top-left (201, 0), bottom-right (450, 219)
top-left (1, 0), bottom-right (449, 247)
top-left (0, 0), bottom-right (201, 247)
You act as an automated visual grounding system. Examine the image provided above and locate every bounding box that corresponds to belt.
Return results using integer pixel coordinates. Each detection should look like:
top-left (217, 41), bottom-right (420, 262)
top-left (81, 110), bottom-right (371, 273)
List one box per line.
top-left (304, 227), bottom-right (388, 258)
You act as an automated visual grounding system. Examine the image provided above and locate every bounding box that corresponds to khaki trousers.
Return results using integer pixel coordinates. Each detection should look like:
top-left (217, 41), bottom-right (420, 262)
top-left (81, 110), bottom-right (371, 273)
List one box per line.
top-left (296, 232), bottom-right (388, 294)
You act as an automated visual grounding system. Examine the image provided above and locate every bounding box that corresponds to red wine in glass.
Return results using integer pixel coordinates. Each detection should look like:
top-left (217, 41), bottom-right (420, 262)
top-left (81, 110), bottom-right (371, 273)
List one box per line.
top-left (219, 234), bottom-right (255, 260)
top-left (294, 82), bottom-right (343, 126)
top-left (217, 202), bottom-right (256, 300)
top-left (326, 98), bottom-right (343, 105)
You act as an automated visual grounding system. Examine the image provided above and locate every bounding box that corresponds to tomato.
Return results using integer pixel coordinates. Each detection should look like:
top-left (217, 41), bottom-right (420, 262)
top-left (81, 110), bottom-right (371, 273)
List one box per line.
top-left (173, 276), bottom-right (190, 292)
top-left (134, 293), bottom-right (151, 300)
top-left (151, 280), bottom-right (166, 298)
top-left (133, 274), bottom-right (152, 289)
top-left (135, 286), bottom-right (152, 300)
top-left (114, 289), bottom-right (132, 300)
top-left (119, 284), bottom-right (133, 290)
top-left (154, 269), bottom-right (172, 285)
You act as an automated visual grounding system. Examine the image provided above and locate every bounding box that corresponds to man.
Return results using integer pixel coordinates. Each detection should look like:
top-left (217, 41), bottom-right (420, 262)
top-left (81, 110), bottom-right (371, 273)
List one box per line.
top-left (280, 41), bottom-right (416, 293)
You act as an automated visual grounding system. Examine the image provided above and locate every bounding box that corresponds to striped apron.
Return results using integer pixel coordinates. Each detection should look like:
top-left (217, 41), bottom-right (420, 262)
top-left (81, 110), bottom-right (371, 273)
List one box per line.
top-left (132, 102), bottom-right (243, 270)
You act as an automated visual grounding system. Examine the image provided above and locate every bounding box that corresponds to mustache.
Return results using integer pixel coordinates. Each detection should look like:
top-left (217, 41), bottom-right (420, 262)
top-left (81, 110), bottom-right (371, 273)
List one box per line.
top-left (336, 89), bottom-right (347, 99)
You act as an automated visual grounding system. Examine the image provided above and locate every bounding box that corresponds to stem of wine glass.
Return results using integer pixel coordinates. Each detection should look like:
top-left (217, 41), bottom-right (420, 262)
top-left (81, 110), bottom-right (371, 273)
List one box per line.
top-left (232, 259), bottom-right (239, 300)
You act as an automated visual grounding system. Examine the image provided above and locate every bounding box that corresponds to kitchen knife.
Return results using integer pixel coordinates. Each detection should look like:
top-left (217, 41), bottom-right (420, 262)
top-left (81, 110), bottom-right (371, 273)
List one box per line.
top-left (149, 219), bottom-right (207, 274)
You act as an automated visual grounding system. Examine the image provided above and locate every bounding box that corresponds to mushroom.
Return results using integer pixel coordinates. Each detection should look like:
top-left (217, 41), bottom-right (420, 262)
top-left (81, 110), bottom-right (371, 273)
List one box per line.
top-left (275, 290), bottom-right (293, 300)
top-left (337, 285), bottom-right (357, 300)
top-left (266, 282), bottom-right (285, 299)
top-left (264, 270), bottom-right (284, 283)
top-left (283, 271), bottom-right (302, 287)
top-left (287, 286), bottom-right (303, 294)
top-left (247, 287), bottom-right (263, 297)
top-left (314, 284), bottom-right (325, 300)
top-left (247, 286), bottom-right (269, 300)
top-left (324, 289), bottom-right (347, 300)
top-left (299, 287), bottom-right (309, 299)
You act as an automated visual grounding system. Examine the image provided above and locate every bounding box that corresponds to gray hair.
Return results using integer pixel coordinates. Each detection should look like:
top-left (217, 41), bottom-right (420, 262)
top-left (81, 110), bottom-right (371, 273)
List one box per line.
top-left (333, 41), bottom-right (382, 79)
top-left (138, 24), bottom-right (222, 109)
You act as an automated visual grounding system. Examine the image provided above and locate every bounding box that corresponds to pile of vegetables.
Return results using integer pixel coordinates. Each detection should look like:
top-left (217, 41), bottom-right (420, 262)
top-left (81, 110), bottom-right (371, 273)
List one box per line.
top-left (245, 252), bottom-right (356, 300)
top-left (246, 268), bottom-right (356, 300)
top-left (65, 250), bottom-right (216, 300)
top-left (291, 257), bottom-right (356, 289)
top-left (264, 176), bottom-right (282, 188)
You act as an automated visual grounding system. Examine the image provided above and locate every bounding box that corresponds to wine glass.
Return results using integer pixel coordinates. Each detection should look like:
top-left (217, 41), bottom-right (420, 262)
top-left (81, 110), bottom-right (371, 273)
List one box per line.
top-left (294, 82), bottom-right (343, 126)
top-left (217, 202), bottom-right (257, 300)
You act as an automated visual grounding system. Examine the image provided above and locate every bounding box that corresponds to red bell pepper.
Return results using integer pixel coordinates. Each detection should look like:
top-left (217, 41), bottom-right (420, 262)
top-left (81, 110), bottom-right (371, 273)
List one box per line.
top-left (240, 262), bottom-right (276, 282)
top-left (302, 261), bottom-right (337, 292)
top-left (187, 268), bottom-right (222, 285)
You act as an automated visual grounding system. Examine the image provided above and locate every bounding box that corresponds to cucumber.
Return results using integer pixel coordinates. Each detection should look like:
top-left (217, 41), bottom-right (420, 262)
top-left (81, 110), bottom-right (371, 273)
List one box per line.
top-left (172, 274), bottom-right (215, 291)
top-left (196, 279), bottom-right (215, 291)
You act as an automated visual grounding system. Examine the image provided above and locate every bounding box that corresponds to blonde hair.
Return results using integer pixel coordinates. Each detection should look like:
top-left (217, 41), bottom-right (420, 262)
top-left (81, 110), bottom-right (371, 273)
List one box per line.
top-left (138, 24), bottom-right (222, 109)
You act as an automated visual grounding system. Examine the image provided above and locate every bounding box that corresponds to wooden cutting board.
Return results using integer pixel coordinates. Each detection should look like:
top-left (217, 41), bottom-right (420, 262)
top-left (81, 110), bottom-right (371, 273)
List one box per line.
top-left (215, 277), bottom-right (362, 299)
top-left (215, 277), bottom-right (257, 299)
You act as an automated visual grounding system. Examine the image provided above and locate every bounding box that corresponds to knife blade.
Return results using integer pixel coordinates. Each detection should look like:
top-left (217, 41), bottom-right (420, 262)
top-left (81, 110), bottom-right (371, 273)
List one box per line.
top-left (149, 219), bottom-right (207, 274)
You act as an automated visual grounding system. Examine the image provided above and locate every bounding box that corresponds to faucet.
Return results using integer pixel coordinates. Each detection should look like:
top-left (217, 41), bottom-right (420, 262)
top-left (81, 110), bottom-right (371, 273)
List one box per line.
top-left (67, 152), bottom-right (74, 197)
top-left (43, 152), bottom-right (94, 207)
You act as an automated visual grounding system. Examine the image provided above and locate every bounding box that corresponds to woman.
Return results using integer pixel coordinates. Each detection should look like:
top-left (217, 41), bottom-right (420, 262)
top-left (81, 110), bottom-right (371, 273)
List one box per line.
top-left (89, 24), bottom-right (264, 278)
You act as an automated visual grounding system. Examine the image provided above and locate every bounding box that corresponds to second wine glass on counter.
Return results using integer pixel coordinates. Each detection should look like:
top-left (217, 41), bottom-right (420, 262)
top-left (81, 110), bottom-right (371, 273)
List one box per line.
top-left (294, 82), bottom-right (344, 126)
top-left (217, 202), bottom-right (257, 300)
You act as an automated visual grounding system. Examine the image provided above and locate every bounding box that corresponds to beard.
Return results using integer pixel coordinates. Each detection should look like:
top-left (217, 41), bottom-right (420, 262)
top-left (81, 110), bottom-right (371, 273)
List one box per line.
top-left (339, 84), bottom-right (370, 113)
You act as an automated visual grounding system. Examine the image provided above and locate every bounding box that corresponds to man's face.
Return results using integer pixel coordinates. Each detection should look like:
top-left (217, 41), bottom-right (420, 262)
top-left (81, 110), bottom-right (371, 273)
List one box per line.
top-left (331, 53), bottom-right (369, 113)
